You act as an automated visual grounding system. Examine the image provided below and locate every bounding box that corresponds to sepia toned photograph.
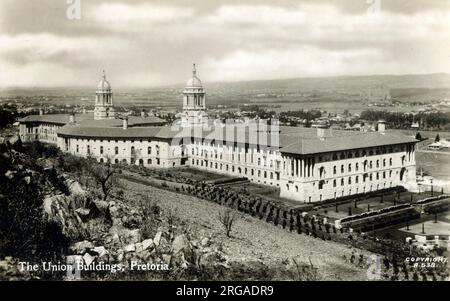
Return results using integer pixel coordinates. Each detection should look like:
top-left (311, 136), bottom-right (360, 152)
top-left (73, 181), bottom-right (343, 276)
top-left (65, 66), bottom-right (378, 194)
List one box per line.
top-left (0, 0), bottom-right (449, 289)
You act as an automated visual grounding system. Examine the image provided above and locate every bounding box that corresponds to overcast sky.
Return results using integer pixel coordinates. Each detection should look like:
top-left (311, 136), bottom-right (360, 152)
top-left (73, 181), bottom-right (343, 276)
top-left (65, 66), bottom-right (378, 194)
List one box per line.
top-left (0, 0), bottom-right (449, 88)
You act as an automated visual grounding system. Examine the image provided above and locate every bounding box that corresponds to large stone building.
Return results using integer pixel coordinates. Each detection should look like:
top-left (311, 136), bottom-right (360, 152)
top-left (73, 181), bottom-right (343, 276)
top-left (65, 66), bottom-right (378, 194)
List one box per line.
top-left (19, 66), bottom-right (419, 203)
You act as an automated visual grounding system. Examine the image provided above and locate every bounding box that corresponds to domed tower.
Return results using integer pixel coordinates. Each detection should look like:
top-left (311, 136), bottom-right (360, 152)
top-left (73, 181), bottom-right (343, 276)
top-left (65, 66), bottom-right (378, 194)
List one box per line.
top-left (181, 64), bottom-right (208, 127)
top-left (94, 70), bottom-right (116, 120)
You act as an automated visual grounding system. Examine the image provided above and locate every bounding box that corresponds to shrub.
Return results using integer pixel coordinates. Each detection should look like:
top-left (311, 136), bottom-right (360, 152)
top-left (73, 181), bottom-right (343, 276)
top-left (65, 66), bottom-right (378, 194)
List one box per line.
top-left (218, 209), bottom-right (239, 237)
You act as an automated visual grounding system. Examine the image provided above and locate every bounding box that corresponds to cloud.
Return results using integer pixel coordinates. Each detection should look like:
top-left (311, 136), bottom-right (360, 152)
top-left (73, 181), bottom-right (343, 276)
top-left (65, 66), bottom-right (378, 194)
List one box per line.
top-left (204, 47), bottom-right (386, 81)
top-left (89, 3), bottom-right (194, 31)
top-left (0, 0), bottom-right (449, 87)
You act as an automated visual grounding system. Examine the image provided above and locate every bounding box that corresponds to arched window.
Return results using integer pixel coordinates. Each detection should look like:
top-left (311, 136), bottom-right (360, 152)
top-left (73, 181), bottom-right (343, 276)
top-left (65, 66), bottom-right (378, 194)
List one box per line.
top-left (148, 159), bottom-right (152, 164)
top-left (148, 146), bottom-right (152, 155)
top-left (115, 146), bottom-right (119, 155)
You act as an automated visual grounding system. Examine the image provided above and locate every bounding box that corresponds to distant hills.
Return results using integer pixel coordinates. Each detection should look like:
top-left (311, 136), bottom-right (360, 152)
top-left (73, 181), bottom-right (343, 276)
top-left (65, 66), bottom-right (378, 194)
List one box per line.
top-left (205, 73), bottom-right (450, 93)
top-left (2, 73), bottom-right (450, 109)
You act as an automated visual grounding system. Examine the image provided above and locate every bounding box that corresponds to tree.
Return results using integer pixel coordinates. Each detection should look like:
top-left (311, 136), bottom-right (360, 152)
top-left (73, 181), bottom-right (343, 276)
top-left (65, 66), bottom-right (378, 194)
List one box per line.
top-left (435, 134), bottom-right (440, 142)
top-left (415, 132), bottom-right (422, 140)
top-left (218, 209), bottom-right (238, 237)
top-left (86, 158), bottom-right (118, 202)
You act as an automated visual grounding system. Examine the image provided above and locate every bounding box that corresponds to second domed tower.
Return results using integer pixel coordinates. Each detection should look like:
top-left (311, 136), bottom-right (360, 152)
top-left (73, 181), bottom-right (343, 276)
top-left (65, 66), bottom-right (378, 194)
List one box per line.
top-left (181, 64), bottom-right (208, 127)
top-left (94, 70), bottom-right (116, 120)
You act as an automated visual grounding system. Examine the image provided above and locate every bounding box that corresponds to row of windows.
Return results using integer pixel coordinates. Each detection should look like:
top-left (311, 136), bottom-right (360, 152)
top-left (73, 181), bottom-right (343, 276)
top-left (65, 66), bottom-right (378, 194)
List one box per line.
top-left (76, 145), bottom-right (160, 156)
top-left (191, 159), bottom-right (281, 180)
top-left (286, 182), bottom-right (395, 197)
top-left (331, 159), bottom-right (394, 175)
top-left (99, 157), bottom-right (162, 165)
top-left (192, 147), bottom-right (280, 168)
top-left (74, 138), bottom-right (157, 144)
top-left (317, 145), bottom-right (408, 163)
top-left (329, 171), bottom-right (393, 189)
top-left (192, 146), bottom-right (276, 157)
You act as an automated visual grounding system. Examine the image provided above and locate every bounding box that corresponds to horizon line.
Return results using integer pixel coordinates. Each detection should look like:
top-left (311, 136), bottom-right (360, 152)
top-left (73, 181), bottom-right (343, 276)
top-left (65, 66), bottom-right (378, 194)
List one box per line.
top-left (1, 72), bottom-right (450, 90)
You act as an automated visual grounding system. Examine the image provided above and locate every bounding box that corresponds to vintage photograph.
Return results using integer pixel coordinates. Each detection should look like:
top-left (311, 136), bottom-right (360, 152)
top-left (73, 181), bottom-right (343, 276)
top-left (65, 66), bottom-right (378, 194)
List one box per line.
top-left (0, 0), bottom-right (449, 285)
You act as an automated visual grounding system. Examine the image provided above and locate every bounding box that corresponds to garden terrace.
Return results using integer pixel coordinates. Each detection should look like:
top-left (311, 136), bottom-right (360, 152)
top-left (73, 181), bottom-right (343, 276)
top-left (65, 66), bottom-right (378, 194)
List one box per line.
top-left (312, 187), bottom-right (408, 210)
top-left (415, 195), bottom-right (449, 205)
top-left (340, 204), bottom-right (412, 224)
top-left (310, 190), bottom-right (434, 222)
top-left (338, 206), bottom-right (420, 232)
top-left (417, 198), bottom-right (450, 214)
top-left (206, 177), bottom-right (250, 186)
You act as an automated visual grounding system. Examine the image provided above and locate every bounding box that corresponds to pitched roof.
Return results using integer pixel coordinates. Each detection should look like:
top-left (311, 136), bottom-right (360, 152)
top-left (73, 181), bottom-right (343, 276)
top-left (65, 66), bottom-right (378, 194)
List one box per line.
top-left (19, 114), bottom-right (166, 127)
top-left (57, 125), bottom-right (179, 139)
top-left (279, 131), bottom-right (417, 155)
top-left (55, 121), bottom-right (417, 154)
top-left (19, 114), bottom-right (92, 124)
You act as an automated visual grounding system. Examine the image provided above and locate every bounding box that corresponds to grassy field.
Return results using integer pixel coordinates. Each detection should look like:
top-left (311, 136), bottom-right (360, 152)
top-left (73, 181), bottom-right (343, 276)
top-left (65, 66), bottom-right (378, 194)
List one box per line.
top-left (117, 177), bottom-right (372, 281)
top-left (416, 152), bottom-right (450, 183)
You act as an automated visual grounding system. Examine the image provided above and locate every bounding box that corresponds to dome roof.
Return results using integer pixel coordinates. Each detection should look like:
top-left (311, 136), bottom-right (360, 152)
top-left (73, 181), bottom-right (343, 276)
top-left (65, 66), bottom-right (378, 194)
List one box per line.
top-left (185, 64), bottom-right (203, 88)
top-left (186, 76), bottom-right (202, 87)
top-left (97, 71), bottom-right (111, 90)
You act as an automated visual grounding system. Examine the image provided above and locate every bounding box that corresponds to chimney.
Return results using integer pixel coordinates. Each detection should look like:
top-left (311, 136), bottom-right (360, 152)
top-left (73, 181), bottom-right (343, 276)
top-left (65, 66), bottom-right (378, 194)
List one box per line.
top-left (317, 123), bottom-right (329, 141)
top-left (39, 109), bottom-right (43, 116)
top-left (69, 113), bottom-right (75, 123)
top-left (141, 110), bottom-right (146, 118)
top-left (123, 117), bottom-right (128, 130)
top-left (378, 119), bottom-right (386, 134)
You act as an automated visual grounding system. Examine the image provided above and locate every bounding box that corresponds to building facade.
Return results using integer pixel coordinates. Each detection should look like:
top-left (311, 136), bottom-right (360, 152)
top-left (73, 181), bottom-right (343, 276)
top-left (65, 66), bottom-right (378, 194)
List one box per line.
top-left (19, 66), bottom-right (419, 203)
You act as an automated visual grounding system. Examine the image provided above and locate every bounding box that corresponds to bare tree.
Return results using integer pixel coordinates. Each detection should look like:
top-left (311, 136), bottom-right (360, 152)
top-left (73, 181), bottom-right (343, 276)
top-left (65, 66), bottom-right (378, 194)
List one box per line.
top-left (218, 209), bottom-right (238, 237)
top-left (86, 156), bottom-right (117, 202)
